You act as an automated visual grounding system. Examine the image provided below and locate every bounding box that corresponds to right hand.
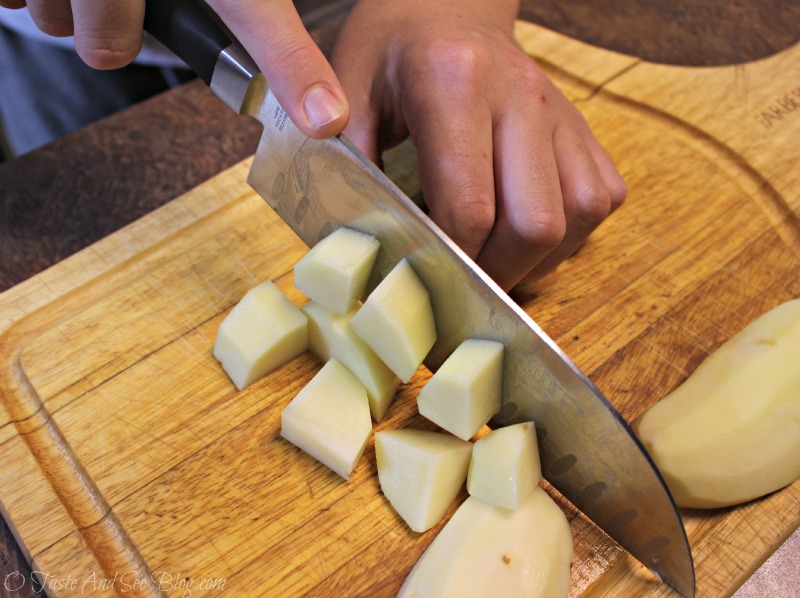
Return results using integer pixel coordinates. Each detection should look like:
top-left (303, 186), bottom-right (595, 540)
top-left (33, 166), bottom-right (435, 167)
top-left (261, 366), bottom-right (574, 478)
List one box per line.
top-left (0, 0), bottom-right (350, 140)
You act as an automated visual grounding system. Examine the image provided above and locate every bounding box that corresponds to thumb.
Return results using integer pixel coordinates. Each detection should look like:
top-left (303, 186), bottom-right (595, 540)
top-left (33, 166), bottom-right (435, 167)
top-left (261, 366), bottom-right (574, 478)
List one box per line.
top-left (208, 0), bottom-right (349, 139)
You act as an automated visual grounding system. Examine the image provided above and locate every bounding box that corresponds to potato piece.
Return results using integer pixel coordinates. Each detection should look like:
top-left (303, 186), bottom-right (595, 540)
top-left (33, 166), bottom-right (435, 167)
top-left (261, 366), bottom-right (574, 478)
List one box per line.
top-left (467, 422), bottom-right (541, 511)
top-left (280, 359), bottom-right (372, 480)
top-left (350, 258), bottom-right (436, 382)
top-left (302, 300), bottom-right (400, 421)
top-left (417, 339), bottom-right (504, 440)
top-left (375, 429), bottom-right (472, 533)
top-left (213, 281), bottom-right (307, 390)
top-left (633, 299), bottom-right (800, 508)
top-left (398, 487), bottom-right (572, 598)
top-left (294, 227), bottom-right (380, 315)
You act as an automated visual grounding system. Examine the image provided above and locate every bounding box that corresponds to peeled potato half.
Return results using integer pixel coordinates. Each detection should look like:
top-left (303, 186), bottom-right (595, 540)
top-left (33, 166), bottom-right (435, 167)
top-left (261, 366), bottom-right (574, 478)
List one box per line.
top-left (634, 299), bottom-right (800, 508)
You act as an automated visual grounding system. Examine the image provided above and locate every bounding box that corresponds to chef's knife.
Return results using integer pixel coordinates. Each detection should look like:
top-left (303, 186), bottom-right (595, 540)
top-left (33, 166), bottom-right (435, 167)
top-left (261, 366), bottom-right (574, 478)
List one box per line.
top-left (144, 1), bottom-right (695, 595)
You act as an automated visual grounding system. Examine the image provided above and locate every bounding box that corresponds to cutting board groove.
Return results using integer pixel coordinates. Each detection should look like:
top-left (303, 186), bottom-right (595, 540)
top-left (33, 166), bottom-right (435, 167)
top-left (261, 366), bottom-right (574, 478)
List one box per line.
top-left (1, 21), bottom-right (798, 598)
top-left (591, 87), bottom-right (800, 258)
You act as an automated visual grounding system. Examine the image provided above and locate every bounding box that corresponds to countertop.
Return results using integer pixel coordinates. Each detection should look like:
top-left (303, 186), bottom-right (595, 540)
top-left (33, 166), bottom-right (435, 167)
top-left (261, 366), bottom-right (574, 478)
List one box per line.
top-left (1, 1), bottom-right (798, 596)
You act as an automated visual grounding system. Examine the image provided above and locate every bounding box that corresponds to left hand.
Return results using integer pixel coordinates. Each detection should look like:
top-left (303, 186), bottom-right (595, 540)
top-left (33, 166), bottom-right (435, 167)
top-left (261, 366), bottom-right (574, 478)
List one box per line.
top-left (331, 0), bottom-right (627, 290)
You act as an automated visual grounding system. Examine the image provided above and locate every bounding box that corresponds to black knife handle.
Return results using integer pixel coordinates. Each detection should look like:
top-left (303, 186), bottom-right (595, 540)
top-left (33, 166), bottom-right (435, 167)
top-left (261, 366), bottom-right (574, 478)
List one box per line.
top-left (143, 0), bottom-right (232, 85)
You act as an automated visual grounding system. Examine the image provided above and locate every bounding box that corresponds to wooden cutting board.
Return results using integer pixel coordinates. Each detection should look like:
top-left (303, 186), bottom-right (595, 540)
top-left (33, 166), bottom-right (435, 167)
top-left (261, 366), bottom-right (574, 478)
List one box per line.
top-left (1, 21), bottom-right (798, 598)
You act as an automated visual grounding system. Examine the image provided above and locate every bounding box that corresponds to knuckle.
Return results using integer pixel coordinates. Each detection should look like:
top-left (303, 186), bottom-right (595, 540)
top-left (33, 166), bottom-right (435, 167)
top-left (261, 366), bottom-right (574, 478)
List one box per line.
top-left (609, 176), bottom-right (628, 210)
top-left (457, 195), bottom-right (496, 241)
top-left (32, 16), bottom-right (73, 37)
top-left (519, 209), bottom-right (566, 249)
top-left (508, 56), bottom-right (551, 99)
top-left (437, 183), bottom-right (496, 248)
top-left (76, 35), bottom-right (139, 69)
top-left (270, 37), bottom-right (314, 72)
top-left (573, 183), bottom-right (612, 227)
top-left (417, 36), bottom-right (487, 88)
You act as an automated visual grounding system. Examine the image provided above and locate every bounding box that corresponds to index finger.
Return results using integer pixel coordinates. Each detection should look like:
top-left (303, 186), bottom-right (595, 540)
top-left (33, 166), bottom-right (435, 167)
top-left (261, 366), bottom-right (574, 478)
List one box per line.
top-left (403, 54), bottom-right (497, 260)
top-left (413, 105), bottom-right (496, 260)
top-left (25, 0), bottom-right (74, 36)
top-left (207, 0), bottom-right (348, 139)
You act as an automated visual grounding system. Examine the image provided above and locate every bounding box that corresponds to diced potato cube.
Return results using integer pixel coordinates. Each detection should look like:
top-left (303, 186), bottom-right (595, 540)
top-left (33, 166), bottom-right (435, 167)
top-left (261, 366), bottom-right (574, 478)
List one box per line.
top-left (374, 429), bottom-right (472, 533)
top-left (280, 359), bottom-right (372, 480)
top-left (398, 488), bottom-right (573, 598)
top-left (302, 301), bottom-right (400, 421)
top-left (417, 339), bottom-right (504, 440)
top-left (213, 281), bottom-right (307, 390)
top-left (350, 259), bottom-right (436, 382)
top-left (294, 227), bottom-right (380, 315)
top-left (467, 422), bottom-right (541, 511)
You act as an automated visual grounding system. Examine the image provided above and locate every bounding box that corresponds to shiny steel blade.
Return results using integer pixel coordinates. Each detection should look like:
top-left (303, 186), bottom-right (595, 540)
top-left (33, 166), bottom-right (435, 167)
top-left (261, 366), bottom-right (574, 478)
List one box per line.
top-left (227, 68), bottom-right (694, 596)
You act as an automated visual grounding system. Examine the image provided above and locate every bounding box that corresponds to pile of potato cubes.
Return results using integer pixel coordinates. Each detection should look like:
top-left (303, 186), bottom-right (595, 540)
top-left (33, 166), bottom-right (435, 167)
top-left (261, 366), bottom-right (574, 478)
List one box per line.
top-left (212, 227), bottom-right (572, 597)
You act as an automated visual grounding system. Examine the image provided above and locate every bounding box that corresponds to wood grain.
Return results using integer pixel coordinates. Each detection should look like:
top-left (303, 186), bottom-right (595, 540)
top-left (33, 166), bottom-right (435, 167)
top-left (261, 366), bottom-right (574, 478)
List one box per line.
top-left (518, 0), bottom-right (800, 67)
top-left (2, 1), bottom-right (799, 289)
top-left (1, 20), bottom-right (798, 597)
top-left (0, 18), bottom-right (349, 291)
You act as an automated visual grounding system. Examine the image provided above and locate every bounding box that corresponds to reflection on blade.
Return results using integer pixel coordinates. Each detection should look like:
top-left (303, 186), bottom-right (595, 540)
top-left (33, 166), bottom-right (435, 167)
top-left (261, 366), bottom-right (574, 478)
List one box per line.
top-left (247, 89), bottom-right (695, 598)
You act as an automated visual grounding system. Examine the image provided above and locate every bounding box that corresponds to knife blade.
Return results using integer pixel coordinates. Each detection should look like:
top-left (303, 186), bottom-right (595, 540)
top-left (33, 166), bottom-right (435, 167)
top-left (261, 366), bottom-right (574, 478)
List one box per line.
top-left (144, 2), bottom-right (695, 595)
